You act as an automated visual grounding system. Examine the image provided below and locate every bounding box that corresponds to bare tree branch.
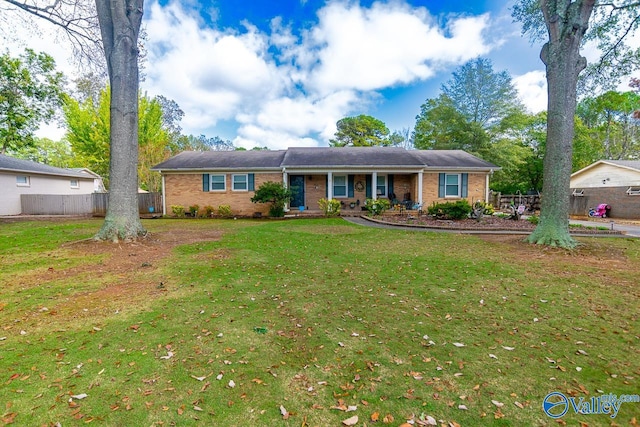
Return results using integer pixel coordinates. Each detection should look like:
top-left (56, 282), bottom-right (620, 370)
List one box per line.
top-left (0, 0), bottom-right (104, 73)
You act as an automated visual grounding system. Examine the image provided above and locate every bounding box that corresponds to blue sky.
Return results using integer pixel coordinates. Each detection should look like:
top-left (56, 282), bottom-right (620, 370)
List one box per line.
top-left (26, 0), bottom-right (552, 149)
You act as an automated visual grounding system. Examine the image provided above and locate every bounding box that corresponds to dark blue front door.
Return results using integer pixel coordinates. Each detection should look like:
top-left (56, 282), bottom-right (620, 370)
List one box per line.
top-left (289, 175), bottom-right (305, 208)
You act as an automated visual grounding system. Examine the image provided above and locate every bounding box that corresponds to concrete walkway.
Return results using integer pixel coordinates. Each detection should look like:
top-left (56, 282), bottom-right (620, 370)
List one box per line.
top-left (343, 216), bottom-right (640, 238)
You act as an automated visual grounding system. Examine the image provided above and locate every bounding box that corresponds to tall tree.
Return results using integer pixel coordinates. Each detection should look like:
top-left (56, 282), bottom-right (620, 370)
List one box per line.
top-left (329, 115), bottom-right (390, 147)
top-left (413, 95), bottom-right (490, 154)
top-left (441, 58), bottom-right (524, 128)
top-left (94, 0), bottom-right (145, 241)
top-left (0, 49), bottom-right (64, 154)
top-left (513, 0), bottom-right (640, 248)
top-left (2, 0), bottom-right (147, 242)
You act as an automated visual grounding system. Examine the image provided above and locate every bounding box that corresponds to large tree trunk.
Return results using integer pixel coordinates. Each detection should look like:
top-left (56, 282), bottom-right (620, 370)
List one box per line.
top-left (527, 0), bottom-right (595, 248)
top-left (94, 0), bottom-right (146, 242)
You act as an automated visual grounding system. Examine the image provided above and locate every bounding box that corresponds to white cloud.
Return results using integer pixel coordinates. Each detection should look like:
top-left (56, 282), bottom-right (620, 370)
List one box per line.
top-left (306, 3), bottom-right (493, 94)
top-left (513, 70), bottom-right (547, 113)
top-left (5, 0), bottom-right (499, 150)
top-left (140, 0), bottom-right (498, 149)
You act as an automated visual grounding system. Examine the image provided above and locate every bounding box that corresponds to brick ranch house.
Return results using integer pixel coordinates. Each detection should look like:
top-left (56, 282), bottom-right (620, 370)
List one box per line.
top-left (151, 147), bottom-right (499, 217)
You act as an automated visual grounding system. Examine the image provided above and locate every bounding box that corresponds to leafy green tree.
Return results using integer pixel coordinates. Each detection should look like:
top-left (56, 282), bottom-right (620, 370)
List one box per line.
top-left (413, 95), bottom-right (490, 154)
top-left (513, 0), bottom-right (640, 248)
top-left (251, 181), bottom-right (293, 217)
top-left (0, 49), bottom-right (65, 154)
top-left (138, 94), bottom-right (169, 192)
top-left (63, 87), bottom-right (111, 184)
top-left (7, 137), bottom-right (77, 168)
top-left (576, 90), bottom-right (640, 160)
top-left (441, 58), bottom-right (524, 128)
top-left (173, 134), bottom-right (235, 153)
top-left (329, 115), bottom-right (390, 147)
top-left (64, 87), bottom-right (171, 191)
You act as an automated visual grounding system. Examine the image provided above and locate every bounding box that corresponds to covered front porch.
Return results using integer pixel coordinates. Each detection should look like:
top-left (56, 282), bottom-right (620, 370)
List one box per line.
top-left (284, 170), bottom-right (424, 215)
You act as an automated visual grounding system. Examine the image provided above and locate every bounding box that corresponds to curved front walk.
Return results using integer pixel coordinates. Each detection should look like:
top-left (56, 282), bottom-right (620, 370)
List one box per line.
top-left (343, 216), bottom-right (640, 238)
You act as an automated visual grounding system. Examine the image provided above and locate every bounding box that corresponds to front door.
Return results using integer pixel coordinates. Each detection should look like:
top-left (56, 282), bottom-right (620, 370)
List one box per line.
top-left (289, 175), bottom-right (305, 209)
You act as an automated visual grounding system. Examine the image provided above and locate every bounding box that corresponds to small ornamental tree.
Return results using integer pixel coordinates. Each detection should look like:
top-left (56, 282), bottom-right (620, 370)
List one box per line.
top-left (251, 181), bottom-right (293, 217)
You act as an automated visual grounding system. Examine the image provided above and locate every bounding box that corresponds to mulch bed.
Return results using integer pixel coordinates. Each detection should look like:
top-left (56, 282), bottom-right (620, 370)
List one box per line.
top-left (375, 214), bottom-right (622, 234)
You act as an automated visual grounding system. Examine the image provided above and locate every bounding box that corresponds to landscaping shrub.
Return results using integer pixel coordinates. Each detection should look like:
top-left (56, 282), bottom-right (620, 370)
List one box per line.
top-left (427, 200), bottom-right (472, 220)
top-left (250, 181), bottom-right (292, 217)
top-left (188, 204), bottom-right (199, 217)
top-left (170, 205), bottom-right (185, 217)
top-left (218, 204), bottom-right (232, 218)
top-left (203, 205), bottom-right (215, 217)
top-left (318, 198), bottom-right (341, 217)
top-left (364, 198), bottom-right (391, 216)
top-left (527, 215), bottom-right (540, 225)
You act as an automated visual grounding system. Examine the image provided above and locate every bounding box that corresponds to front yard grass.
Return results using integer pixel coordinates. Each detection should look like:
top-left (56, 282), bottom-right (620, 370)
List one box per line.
top-left (0, 218), bottom-right (638, 426)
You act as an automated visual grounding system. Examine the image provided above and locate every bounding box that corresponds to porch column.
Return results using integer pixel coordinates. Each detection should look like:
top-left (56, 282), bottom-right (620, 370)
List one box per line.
top-left (417, 171), bottom-right (423, 205)
top-left (283, 169), bottom-right (289, 211)
top-left (327, 172), bottom-right (333, 200)
top-left (485, 174), bottom-right (490, 202)
top-left (372, 172), bottom-right (377, 200)
top-left (161, 175), bottom-right (167, 215)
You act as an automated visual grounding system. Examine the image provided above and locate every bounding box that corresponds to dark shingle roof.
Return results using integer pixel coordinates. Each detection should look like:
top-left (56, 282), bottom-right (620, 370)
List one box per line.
top-left (152, 150), bottom-right (287, 170)
top-left (410, 150), bottom-right (498, 169)
top-left (0, 154), bottom-right (93, 179)
top-left (281, 147), bottom-right (424, 167)
top-left (152, 148), bottom-right (499, 171)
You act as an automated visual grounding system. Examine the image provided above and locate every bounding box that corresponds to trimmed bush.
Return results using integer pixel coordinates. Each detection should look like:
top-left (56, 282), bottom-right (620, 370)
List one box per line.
top-left (218, 205), bottom-right (232, 218)
top-left (364, 198), bottom-right (391, 216)
top-left (318, 198), bottom-right (341, 217)
top-left (427, 200), bottom-right (472, 220)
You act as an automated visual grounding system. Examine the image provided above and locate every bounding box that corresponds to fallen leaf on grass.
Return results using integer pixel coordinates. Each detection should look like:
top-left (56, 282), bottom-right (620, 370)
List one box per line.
top-left (371, 411), bottom-right (380, 421)
top-left (383, 413), bottom-right (394, 423)
top-left (342, 415), bottom-right (358, 426)
top-left (491, 400), bottom-right (504, 407)
top-left (502, 346), bottom-right (515, 351)
top-left (280, 405), bottom-right (290, 420)
top-left (2, 413), bottom-right (17, 424)
top-left (70, 393), bottom-right (88, 400)
top-left (191, 375), bottom-right (206, 381)
top-left (452, 342), bottom-right (465, 347)
top-left (160, 351), bottom-right (174, 360)
top-left (419, 414), bottom-right (437, 425)
top-left (514, 401), bottom-right (524, 409)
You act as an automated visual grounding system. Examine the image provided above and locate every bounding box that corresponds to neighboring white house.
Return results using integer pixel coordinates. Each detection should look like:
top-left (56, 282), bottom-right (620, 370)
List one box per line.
top-left (0, 154), bottom-right (98, 216)
top-left (570, 160), bottom-right (640, 219)
top-left (570, 160), bottom-right (640, 188)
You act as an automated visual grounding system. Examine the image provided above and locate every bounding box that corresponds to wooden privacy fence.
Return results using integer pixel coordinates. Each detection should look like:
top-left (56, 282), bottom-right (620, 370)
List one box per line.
top-left (21, 194), bottom-right (93, 215)
top-left (92, 192), bottom-right (162, 216)
top-left (20, 193), bottom-right (162, 216)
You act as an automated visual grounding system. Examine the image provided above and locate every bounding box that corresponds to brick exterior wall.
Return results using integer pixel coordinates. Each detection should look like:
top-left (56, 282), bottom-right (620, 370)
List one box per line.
top-left (164, 172), bottom-right (283, 217)
top-left (420, 172), bottom-right (487, 207)
top-left (570, 187), bottom-right (640, 219)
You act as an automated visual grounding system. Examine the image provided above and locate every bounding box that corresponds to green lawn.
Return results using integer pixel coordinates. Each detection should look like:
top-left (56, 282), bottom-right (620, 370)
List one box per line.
top-left (1, 218), bottom-right (638, 426)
